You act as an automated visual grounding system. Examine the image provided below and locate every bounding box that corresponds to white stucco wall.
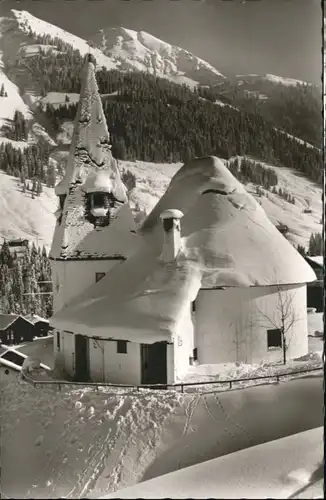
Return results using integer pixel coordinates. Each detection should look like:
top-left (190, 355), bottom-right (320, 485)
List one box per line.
top-left (166, 343), bottom-right (174, 385)
top-left (89, 338), bottom-right (105, 381)
top-left (51, 259), bottom-right (124, 314)
top-left (54, 329), bottom-right (75, 377)
top-left (101, 340), bottom-right (141, 385)
top-left (195, 284), bottom-right (308, 365)
top-left (173, 307), bottom-right (194, 381)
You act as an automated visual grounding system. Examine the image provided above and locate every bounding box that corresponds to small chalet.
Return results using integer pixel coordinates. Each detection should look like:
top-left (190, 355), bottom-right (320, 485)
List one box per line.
top-left (7, 239), bottom-right (29, 258)
top-left (25, 314), bottom-right (51, 337)
top-left (0, 314), bottom-right (34, 345)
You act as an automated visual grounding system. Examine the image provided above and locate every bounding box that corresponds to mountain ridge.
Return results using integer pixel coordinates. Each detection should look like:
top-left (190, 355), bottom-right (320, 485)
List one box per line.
top-left (0, 9), bottom-right (322, 251)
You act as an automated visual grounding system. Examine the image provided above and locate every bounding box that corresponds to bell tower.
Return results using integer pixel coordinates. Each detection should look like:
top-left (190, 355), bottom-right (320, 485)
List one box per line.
top-left (50, 53), bottom-right (138, 314)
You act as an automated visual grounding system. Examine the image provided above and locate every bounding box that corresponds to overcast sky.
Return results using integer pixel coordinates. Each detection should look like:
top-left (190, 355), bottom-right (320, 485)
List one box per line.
top-left (0, 0), bottom-right (322, 84)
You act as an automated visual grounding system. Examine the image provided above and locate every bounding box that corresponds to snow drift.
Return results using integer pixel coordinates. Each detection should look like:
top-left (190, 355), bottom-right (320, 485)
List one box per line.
top-left (0, 374), bottom-right (322, 498)
top-left (101, 427), bottom-right (323, 499)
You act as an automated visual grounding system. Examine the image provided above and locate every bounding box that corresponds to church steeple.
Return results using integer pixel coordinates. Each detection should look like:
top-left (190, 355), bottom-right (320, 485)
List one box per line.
top-left (50, 53), bottom-right (136, 261)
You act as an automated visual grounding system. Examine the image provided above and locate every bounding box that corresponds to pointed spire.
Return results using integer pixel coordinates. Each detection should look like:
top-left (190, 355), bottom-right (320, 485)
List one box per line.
top-left (50, 51), bottom-right (134, 261)
top-left (55, 52), bottom-right (123, 198)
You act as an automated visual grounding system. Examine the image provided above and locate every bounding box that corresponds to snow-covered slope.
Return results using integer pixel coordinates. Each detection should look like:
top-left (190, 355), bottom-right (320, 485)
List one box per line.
top-left (91, 26), bottom-right (226, 87)
top-left (0, 374), bottom-right (322, 498)
top-left (9, 10), bottom-right (119, 72)
top-left (2, 10), bottom-right (225, 89)
top-left (263, 73), bottom-right (309, 87)
top-left (101, 427), bottom-right (323, 499)
top-left (236, 73), bottom-right (310, 88)
top-left (0, 171), bottom-right (57, 249)
top-left (0, 53), bottom-right (32, 129)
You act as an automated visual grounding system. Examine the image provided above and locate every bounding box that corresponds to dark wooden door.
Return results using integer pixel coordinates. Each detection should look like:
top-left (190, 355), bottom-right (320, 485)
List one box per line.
top-left (74, 334), bottom-right (89, 382)
top-left (141, 342), bottom-right (167, 387)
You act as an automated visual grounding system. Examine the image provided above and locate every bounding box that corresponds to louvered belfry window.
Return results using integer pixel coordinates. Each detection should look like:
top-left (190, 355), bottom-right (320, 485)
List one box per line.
top-left (85, 191), bottom-right (118, 227)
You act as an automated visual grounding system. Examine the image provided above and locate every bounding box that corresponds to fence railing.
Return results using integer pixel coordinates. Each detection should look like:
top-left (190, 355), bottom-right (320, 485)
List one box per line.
top-left (22, 366), bottom-right (323, 393)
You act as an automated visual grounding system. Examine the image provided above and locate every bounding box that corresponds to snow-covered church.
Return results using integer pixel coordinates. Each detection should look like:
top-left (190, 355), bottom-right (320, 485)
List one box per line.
top-left (50, 54), bottom-right (316, 385)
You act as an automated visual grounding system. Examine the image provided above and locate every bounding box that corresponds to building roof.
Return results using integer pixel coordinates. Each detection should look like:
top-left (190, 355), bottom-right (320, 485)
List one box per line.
top-left (0, 314), bottom-right (18, 331)
top-left (305, 256), bottom-right (323, 268)
top-left (50, 54), bottom-right (137, 260)
top-left (0, 314), bottom-right (34, 331)
top-left (25, 314), bottom-right (50, 325)
top-left (51, 156), bottom-right (316, 341)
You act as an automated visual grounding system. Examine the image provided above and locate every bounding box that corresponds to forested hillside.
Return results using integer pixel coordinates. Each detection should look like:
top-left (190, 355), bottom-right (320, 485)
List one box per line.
top-left (0, 241), bottom-right (53, 317)
top-left (2, 30), bottom-right (322, 186)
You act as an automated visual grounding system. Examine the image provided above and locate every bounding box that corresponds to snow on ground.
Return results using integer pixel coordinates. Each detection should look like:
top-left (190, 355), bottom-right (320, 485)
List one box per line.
top-left (0, 373), bottom-right (322, 498)
top-left (0, 155), bottom-right (322, 249)
top-left (17, 336), bottom-right (54, 369)
top-left (39, 92), bottom-right (80, 111)
top-left (263, 74), bottom-right (309, 87)
top-left (0, 51), bottom-right (32, 129)
top-left (0, 171), bottom-right (57, 249)
top-left (28, 122), bottom-right (57, 147)
top-left (11, 10), bottom-right (119, 72)
top-left (100, 427), bottom-right (323, 499)
top-left (179, 330), bottom-right (323, 390)
top-left (308, 311), bottom-right (323, 337)
top-left (275, 128), bottom-right (319, 151)
top-left (228, 156), bottom-right (322, 248)
top-left (56, 120), bottom-right (75, 145)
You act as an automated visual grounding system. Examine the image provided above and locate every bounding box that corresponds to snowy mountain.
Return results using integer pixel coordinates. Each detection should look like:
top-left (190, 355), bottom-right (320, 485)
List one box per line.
top-left (235, 73), bottom-right (310, 88)
top-left (0, 9), bottom-right (322, 251)
top-left (91, 26), bottom-right (226, 87)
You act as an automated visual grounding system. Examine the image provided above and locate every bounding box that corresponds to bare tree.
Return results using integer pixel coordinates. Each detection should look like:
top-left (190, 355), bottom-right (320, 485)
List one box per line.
top-left (256, 284), bottom-right (301, 365)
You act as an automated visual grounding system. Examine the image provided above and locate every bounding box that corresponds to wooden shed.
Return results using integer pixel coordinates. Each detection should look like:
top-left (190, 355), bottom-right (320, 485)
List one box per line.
top-left (0, 315), bottom-right (35, 345)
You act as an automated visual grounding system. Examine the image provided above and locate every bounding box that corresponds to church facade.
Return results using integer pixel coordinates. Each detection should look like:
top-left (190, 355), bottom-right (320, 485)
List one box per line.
top-left (50, 55), bottom-right (316, 385)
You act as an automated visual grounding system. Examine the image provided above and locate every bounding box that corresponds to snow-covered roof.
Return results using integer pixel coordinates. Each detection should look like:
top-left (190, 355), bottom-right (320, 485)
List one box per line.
top-left (50, 54), bottom-right (138, 260)
top-left (0, 314), bottom-right (34, 330)
top-left (51, 156), bottom-right (316, 340)
top-left (25, 314), bottom-right (50, 325)
top-left (305, 256), bottom-right (323, 268)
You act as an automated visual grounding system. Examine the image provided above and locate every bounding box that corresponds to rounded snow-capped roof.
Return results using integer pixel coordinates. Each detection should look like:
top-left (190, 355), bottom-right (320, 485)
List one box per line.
top-left (142, 156), bottom-right (316, 287)
top-left (160, 209), bottom-right (184, 220)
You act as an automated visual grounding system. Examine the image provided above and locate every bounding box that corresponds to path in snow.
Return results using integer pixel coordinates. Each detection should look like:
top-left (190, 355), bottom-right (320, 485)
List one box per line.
top-left (0, 373), bottom-right (322, 498)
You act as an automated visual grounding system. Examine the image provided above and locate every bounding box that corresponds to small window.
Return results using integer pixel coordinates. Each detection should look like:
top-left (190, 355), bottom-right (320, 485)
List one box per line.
top-left (95, 272), bottom-right (106, 283)
top-left (193, 348), bottom-right (198, 361)
top-left (267, 329), bottom-right (282, 349)
top-left (1, 350), bottom-right (25, 367)
top-left (117, 340), bottom-right (127, 354)
top-left (191, 301), bottom-right (196, 312)
top-left (56, 332), bottom-right (60, 351)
